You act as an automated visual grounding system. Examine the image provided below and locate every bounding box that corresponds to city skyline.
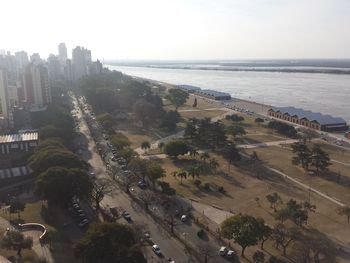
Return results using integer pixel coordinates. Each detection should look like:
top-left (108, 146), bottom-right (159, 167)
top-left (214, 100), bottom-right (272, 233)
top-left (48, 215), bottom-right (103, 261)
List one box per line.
top-left (1, 0), bottom-right (350, 60)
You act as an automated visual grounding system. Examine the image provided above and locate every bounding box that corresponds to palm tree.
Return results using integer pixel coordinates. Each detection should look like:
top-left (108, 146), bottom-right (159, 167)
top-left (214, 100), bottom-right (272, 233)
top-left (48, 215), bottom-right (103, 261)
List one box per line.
top-left (176, 170), bottom-right (187, 185)
top-left (187, 166), bottom-right (200, 179)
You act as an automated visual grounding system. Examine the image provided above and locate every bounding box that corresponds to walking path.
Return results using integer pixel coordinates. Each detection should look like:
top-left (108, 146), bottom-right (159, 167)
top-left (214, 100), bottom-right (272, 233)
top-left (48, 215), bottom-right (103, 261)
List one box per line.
top-left (236, 139), bottom-right (298, 149)
top-left (0, 215), bottom-right (53, 262)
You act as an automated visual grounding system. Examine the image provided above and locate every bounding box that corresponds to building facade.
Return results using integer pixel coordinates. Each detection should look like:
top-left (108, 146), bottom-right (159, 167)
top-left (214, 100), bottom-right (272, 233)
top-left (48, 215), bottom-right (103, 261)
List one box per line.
top-left (268, 107), bottom-right (348, 132)
top-left (0, 131), bottom-right (38, 155)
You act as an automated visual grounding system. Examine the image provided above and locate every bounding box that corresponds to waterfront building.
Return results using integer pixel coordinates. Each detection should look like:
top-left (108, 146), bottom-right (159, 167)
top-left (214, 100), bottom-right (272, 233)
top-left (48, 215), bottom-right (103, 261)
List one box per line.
top-left (268, 106), bottom-right (348, 132)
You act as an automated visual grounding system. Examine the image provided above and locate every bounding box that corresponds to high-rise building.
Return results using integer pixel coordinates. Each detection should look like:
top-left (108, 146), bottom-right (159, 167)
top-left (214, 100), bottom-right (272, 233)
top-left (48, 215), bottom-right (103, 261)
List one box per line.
top-left (15, 51), bottom-right (29, 70)
top-left (47, 54), bottom-right (62, 83)
top-left (72, 46), bottom-right (92, 80)
top-left (0, 69), bottom-right (9, 118)
top-left (23, 63), bottom-right (51, 110)
top-left (30, 53), bottom-right (42, 64)
top-left (58, 43), bottom-right (68, 62)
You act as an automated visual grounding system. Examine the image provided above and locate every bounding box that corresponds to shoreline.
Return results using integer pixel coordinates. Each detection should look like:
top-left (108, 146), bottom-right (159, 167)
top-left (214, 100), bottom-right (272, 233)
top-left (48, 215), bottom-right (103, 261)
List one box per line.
top-left (109, 64), bottom-right (350, 75)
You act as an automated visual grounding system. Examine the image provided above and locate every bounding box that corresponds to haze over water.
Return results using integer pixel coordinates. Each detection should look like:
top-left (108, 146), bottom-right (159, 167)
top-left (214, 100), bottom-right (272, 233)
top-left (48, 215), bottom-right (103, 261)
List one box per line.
top-left (107, 64), bottom-right (350, 123)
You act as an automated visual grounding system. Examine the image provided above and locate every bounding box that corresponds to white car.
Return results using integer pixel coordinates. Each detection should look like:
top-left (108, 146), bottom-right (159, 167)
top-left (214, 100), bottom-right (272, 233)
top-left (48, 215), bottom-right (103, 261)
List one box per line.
top-left (226, 250), bottom-right (236, 257)
top-left (181, 215), bottom-right (187, 222)
top-left (152, 244), bottom-right (161, 256)
top-left (219, 246), bottom-right (228, 256)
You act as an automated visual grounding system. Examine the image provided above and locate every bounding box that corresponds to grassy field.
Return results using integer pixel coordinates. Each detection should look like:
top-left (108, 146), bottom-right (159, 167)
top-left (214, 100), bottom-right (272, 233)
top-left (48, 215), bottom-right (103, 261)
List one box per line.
top-left (245, 144), bottom-right (350, 203)
top-left (119, 130), bottom-right (158, 149)
top-left (159, 153), bottom-right (350, 262)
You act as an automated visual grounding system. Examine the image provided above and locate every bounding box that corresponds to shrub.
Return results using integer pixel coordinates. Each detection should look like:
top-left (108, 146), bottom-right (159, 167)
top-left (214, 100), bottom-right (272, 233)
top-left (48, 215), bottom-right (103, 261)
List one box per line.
top-left (218, 186), bottom-right (225, 193)
top-left (194, 179), bottom-right (201, 187)
top-left (204, 183), bottom-right (210, 191)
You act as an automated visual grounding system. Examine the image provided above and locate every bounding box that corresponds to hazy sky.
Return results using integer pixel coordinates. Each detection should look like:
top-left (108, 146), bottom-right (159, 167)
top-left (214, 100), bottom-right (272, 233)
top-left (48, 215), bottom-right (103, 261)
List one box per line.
top-left (1, 0), bottom-right (350, 60)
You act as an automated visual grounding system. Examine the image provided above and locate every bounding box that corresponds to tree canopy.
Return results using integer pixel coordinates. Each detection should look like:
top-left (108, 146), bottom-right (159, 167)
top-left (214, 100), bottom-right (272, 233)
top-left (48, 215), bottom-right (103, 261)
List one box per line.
top-left (74, 222), bottom-right (146, 263)
top-left (164, 140), bottom-right (190, 157)
top-left (166, 88), bottom-right (189, 110)
top-left (220, 214), bottom-right (266, 257)
top-left (36, 167), bottom-right (92, 207)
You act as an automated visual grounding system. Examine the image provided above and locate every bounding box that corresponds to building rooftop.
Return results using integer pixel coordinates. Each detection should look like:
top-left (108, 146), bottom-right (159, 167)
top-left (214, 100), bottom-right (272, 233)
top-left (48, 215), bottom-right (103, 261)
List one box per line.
top-left (0, 132), bottom-right (38, 144)
top-left (271, 106), bottom-right (346, 125)
top-left (199, 89), bottom-right (231, 97)
top-left (178, 84), bottom-right (202, 91)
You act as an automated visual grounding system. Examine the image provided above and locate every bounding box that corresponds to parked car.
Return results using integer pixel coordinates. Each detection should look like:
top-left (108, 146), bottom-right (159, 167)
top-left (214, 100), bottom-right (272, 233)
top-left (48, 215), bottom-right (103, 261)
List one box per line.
top-left (219, 246), bottom-right (228, 256)
top-left (137, 180), bottom-right (147, 189)
top-left (152, 244), bottom-right (162, 256)
top-left (197, 229), bottom-right (204, 238)
top-left (226, 250), bottom-right (236, 258)
top-left (181, 215), bottom-right (187, 222)
top-left (122, 211), bottom-right (132, 221)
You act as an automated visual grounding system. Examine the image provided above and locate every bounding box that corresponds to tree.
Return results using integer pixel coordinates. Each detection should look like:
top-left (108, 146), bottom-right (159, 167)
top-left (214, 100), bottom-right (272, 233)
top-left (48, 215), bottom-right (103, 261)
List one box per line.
top-left (74, 222), bottom-right (146, 263)
top-left (200, 152), bottom-right (210, 163)
top-left (146, 162), bottom-right (165, 186)
top-left (274, 207), bottom-right (290, 223)
top-left (96, 113), bottom-right (114, 131)
top-left (174, 170), bottom-right (187, 185)
top-left (192, 97), bottom-right (197, 108)
top-left (9, 199), bottom-right (25, 219)
top-left (291, 142), bottom-right (312, 170)
top-left (311, 145), bottom-right (331, 176)
top-left (271, 223), bottom-right (297, 256)
top-left (184, 119), bottom-right (198, 141)
top-left (186, 166), bottom-right (200, 179)
top-left (163, 140), bottom-right (189, 158)
top-left (110, 133), bottom-right (131, 150)
top-left (29, 147), bottom-right (86, 174)
top-left (266, 192), bottom-right (282, 211)
top-left (221, 142), bottom-right (241, 168)
top-left (36, 167), bottom-right (92, 207)
top-left (158, 142), bottom-right (165, 151)
top-left (253, 251), bottom-right (265, 263)
top-left (268, 121), bottom-right (297, 138)
top-left (337, 206), bottom-right (350, 223)
top-left (255, 118), bottom-right (264, 124)
top-left (220, 214), bottom-right (264, 257)
top-left (141, 141), bottom-right (151, 152)
top-left (227, 125), bottom-right (246, 139)
top-left (118, 148), bottom-right (138, 164)
top-left (209, 158), bottom-right (219, 173)
top-left (91, 179), bottom-right (112, 210)
top-left (226, 114), bottom-right (244, 122)
top-left (132, 99), bottom-right (158, 128)
top-left (158, 181), bottom-right (176, 196)
top-left (160, 110), bottom-right (180, 131)
top-left (257, 223), bottom-right (272, 250)
top-left (128, 158), bottom-right (148, 180)
top-left (1, 230), bottom-right (33, 257)
top-left (166, 88), bottom-right (189, 110)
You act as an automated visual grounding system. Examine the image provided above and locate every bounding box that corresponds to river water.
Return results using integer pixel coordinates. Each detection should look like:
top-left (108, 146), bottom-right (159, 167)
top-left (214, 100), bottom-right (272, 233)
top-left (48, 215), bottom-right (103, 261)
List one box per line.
top-left (107, 65), bottom-right (350, 123)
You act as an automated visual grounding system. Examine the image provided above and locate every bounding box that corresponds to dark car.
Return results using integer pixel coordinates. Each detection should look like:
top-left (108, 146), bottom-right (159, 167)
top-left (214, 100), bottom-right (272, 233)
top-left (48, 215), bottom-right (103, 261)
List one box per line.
top-left (137, 180), bottom-right (147, 189)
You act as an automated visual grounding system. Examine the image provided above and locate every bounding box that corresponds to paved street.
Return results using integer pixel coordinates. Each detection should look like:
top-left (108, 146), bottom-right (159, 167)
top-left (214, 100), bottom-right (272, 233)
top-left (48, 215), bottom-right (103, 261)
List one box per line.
top-left (71, 94), bottom-right (193, 263)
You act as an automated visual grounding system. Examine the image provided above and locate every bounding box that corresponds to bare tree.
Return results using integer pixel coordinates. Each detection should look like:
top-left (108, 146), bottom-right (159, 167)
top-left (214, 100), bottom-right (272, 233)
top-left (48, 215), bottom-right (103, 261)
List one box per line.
top-left (91, 179), bottom-right (113, 209)
top-left (271, 223), bottom-right (298, 256)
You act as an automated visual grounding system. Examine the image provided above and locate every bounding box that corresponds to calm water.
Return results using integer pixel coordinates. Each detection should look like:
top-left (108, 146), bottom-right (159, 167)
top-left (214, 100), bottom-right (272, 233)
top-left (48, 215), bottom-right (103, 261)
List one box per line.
top-left (107, 65), bottom-right (350, 122)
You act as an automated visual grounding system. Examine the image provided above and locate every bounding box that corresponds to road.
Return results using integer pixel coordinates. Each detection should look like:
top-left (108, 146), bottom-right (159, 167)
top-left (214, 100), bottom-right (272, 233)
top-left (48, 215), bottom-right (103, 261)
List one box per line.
top-left (71, 94), bottom-right (192, 263)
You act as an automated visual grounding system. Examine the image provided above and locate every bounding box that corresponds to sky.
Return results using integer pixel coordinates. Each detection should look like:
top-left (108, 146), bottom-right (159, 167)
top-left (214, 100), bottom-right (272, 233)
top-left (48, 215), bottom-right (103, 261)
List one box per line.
top-left (1, 0), bottom-right (350, 60)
